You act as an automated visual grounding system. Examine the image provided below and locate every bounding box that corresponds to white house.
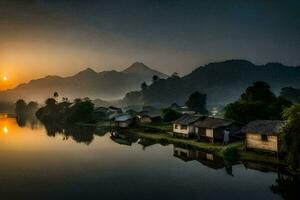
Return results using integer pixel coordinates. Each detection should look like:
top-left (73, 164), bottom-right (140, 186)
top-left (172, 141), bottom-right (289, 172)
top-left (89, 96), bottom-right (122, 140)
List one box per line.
top-left (173, 114), bottom-right (202, 137)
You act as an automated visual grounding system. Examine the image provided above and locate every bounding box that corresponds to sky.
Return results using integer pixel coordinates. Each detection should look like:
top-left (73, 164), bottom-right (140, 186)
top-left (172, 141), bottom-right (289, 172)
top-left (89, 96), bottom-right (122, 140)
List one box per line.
top-left (0, 0), bottom-right (300, 90)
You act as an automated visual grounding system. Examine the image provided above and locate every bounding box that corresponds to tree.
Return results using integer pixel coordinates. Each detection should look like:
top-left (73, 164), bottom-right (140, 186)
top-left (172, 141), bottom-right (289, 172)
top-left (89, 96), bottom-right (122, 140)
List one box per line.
top-left (15, 99), bottom-right (27, 115)
top-left (224, 81), bottom-right (292, 123)
top-left (240, 81), bottom-right (275, 103)
top-left (27, 101), bottom-right (39, 114)
top-left (162, 108), bottom-right (182, 122)
top-left (171, 72), bottom-right (180, 79)
top-left (141, 82), bottom-right (148, 90)
top-left (152, 75), bottom-right (159, 82)
top-left (53, 92), bottom-right (59, 99)
top-left (280, 104), bottom-right (300, 170)
top-left (280, 87), bottom-right (300, 103)
top-left (185, 91), bottom-right (208, 114)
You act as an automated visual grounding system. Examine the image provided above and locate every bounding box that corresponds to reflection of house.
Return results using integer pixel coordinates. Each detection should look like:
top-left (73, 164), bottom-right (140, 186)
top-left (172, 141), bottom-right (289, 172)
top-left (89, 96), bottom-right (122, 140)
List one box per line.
top-left (241, 120), bottom-right (284, 153)
top-left (173, 114), bottom-right (202, 137)
top-left (112, 114), bottom-right (134, 128)
top-left (193, 117), bottom-right (243, 143)
top-left (173, 146), bottom-right (197, 161)
top-left (172, 146), bottom-right (227, 170)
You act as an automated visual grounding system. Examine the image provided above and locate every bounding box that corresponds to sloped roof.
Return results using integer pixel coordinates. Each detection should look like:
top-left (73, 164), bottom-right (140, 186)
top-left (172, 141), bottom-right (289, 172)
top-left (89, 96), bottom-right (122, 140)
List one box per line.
top-left (114, 114), bottom-right (133, 122)
top-left (241, 120), bottom-right (285, 135)
top-left (192, 117), bottom-right (234, 129)
top-left (173, 114), bottom-right (203, 125)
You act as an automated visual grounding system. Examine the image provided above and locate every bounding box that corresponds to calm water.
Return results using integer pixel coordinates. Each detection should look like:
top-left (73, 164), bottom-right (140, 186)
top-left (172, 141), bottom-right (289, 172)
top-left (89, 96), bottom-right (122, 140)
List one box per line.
top-left (0, 117), bottom-right (297, 200)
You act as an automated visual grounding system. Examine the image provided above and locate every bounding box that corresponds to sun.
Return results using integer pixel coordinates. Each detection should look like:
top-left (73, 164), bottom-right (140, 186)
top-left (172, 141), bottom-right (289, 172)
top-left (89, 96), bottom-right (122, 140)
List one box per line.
top-left (3, 76), bottom-right (8, 81)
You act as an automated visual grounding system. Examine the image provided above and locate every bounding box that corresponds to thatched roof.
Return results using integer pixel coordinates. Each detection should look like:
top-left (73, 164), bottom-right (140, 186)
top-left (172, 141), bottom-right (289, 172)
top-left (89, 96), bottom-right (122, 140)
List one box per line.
top-left (173, 114), bottom-right (202, 125)
top-left (241, 120), bottom-right (285, 135)
top-left (192, 117), bottom-right (235, 129)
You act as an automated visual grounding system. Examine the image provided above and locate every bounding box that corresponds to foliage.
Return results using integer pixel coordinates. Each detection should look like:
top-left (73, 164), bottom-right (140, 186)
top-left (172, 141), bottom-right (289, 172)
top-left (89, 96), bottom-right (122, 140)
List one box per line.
top-left (280, 87), bottom-right (300, 103)
top-left (224, 81), bottom-right (292, 123)
top-left (15, 99), bottom-right (27, 116)
top-left (141, 82), bottom-right (148, 90)
top-left (36, 97), bottom-right (95, 124)
top-left (162, 108), bottom-right (182, 122)
top-left (185, 91), bottom-right (208, 114)
top-left (152, 75), bottom-right (159, 82)
top-left (280, 104), bottom-right (300, 170)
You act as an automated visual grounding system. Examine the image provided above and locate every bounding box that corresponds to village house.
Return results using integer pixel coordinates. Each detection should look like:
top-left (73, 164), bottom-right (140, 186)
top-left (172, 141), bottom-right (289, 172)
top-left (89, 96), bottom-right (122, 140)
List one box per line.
top-left (111, 113), bottom-right (134, 128)
top-left (241, 120), bottom-right (285, 153)
top-left (173, 114), bottom-right (202, 137)
top-left (137, 110), bottom-right (162, 123)
top-left (193, 117), bottom-right (243, 143)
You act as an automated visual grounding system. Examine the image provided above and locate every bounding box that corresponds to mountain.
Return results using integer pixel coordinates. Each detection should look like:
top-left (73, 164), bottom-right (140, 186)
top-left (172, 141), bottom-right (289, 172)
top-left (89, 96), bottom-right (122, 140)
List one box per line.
top-left (0, 63), bottom-right (168, 103)
top-left (123, 59), bottom-right (300, 106)
top-left (123, 62), bottom-right (167, 79)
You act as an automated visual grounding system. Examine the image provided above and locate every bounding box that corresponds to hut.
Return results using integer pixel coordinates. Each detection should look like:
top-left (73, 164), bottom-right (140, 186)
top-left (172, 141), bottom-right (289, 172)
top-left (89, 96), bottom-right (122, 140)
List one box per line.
top-left (137, 110), bottom-right (162, 123)
top-left (193, 116), bottom-right (243, 143)
top-left (112, 114), bottom-right (134, 128)
top-left (173, 114), bottom-right (202, 137)
top-left (241, 120), bottom-right (284, 153)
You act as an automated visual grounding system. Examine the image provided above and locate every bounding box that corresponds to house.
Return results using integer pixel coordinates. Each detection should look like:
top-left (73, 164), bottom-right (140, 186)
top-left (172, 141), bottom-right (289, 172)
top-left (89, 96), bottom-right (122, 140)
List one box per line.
top-left (193, 116), bottom-right (243, 143)
top-left (173, 114), bottom-right (202, 137)
top-left (112, 114), bottom-right (134, 128)
top-left (173, 146), bottom-right (197, 161)
top-left (137, 110), bottom-right (162, 123)
top-left (241, 120), bottom-right (285, 153)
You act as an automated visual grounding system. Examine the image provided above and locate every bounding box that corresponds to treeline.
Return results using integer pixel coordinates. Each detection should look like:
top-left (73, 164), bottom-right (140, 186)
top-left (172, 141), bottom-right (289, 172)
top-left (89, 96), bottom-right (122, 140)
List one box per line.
top-left (224, 81), bottom-right (292, 123)
top-left (36, 95), bottom-right (95, 124)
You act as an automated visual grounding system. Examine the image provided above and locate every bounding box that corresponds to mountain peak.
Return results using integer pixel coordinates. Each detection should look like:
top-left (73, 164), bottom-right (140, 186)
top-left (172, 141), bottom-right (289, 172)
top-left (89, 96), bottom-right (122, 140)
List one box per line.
top-left (123, 62), bottom-right (168, 78)
top-left (76, 67), bottom-right (97, 76)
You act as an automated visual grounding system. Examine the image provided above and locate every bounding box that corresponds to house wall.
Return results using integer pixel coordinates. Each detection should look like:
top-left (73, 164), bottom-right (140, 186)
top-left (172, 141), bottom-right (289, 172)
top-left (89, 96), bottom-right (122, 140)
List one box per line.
top-left (246, 133), bottom-right (278, 152)
top-left (117, 120), bottom-right (132, 128)
top-left (140, 116), bottom-right (152, 123)
top-left (173, 124), bottom-right (195, 136)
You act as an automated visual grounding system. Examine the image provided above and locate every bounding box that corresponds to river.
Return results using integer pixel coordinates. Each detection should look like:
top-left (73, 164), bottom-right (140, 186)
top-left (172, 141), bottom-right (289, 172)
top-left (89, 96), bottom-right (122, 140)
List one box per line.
top-left (0, 117), bottom-right (297, 200)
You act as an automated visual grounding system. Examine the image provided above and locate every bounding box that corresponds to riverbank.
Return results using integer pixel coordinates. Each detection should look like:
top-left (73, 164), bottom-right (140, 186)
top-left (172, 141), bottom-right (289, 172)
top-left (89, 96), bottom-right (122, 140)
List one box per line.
top-left (78, 121), bottom-right (289, 168)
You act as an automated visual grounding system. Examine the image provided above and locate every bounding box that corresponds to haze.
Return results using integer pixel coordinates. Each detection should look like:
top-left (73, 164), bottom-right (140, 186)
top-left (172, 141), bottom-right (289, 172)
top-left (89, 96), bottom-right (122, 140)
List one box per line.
top-left (0, 0), bottom-right (300, 90)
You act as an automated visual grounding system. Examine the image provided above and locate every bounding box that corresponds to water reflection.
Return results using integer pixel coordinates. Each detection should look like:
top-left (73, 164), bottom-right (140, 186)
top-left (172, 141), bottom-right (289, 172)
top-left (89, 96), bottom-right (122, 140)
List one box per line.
top-left (173, 145), bottom-right (235, 175)
top-left (1, 116), bottom-right (299, 199)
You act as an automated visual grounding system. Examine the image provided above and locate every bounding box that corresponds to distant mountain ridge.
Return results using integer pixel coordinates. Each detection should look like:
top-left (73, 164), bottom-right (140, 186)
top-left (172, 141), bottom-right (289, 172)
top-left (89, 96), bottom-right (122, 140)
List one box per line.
top-left (0, 62), bottom-right (168, 103)
top-left (123, 59), bottom-right (300, 106)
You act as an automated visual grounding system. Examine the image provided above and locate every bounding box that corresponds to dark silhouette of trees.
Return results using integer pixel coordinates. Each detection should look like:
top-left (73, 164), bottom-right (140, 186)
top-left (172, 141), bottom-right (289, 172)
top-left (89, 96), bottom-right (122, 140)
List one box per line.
top-left (152, 75), bottom-right (159, 82)
top-left (36, 97), bottom-right (94, 124)
top-left (185, 91), bottom-right (208, 114)
top-left (224, 81), bottom-right (292, 123)
top-left (15, 99), bottom-right (27, 116)
top-left (280, 87), bottom-right (300, 103)
top-left (162, 108), bottom-right (182, 122)
top-left (141, 82), bottom-right (148, 90)
top-left (53, 92), bottom-right (59, 99)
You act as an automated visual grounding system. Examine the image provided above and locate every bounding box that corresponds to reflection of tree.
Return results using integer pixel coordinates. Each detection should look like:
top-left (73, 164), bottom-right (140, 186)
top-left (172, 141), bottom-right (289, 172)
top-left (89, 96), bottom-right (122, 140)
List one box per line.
top-left (42, 121), bottom-right (96, 145)
top-left (271, 172), bottom-right (299, 200)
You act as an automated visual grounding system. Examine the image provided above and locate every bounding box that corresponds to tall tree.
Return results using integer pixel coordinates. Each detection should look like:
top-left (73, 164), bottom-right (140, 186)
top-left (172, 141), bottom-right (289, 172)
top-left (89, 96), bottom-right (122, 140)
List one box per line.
top-left (280, 104), bottom-right (300, 170)
top-left (185, 91), bottom-right (208, 114)
top-left (15, 99), bottom-right (27, 115)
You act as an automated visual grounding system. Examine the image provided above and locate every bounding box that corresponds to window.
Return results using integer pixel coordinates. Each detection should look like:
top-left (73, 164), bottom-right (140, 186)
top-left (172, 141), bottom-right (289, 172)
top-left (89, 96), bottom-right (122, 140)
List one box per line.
top-left (175, 124), bottom-right (178, 129)
top-left (261, 134), bottom-right (268, 141)
top-left (181, 125), bottom-right (188, 130)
